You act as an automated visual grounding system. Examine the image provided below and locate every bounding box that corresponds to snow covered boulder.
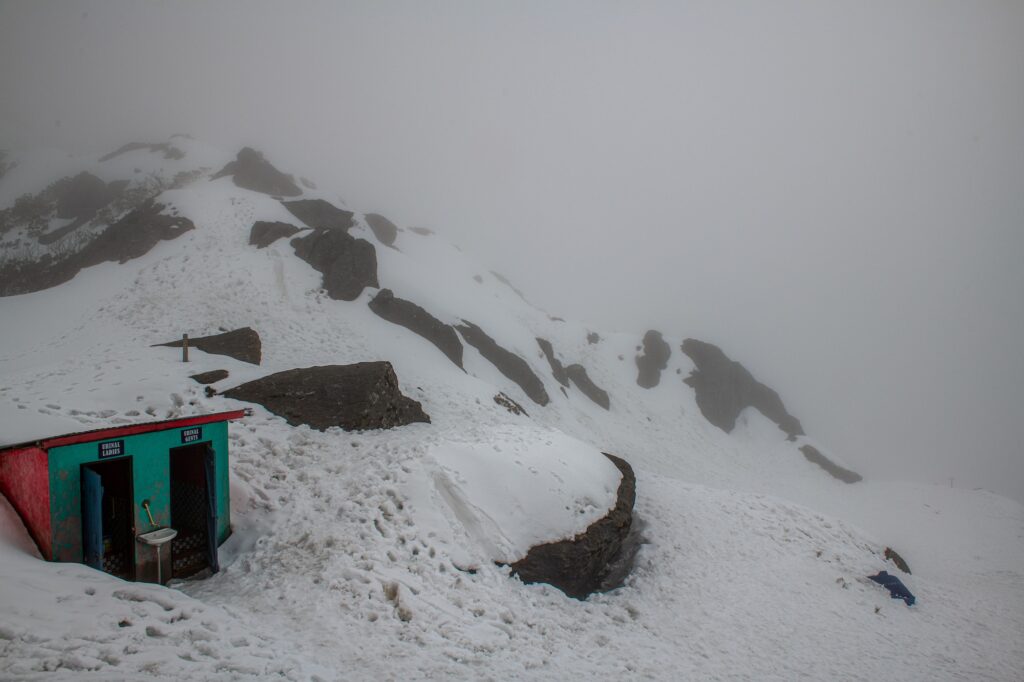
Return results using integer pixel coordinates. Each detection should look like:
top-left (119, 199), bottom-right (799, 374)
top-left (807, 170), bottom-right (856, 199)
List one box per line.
top-left (509, 453), bottom-right (636, 599)
top-left (223, 362), bottom-right (429, 431)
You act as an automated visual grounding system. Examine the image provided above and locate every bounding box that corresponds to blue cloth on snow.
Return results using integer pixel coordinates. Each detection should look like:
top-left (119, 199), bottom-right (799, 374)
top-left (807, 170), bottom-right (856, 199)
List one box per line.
top-left (869, 570), bottom-right (916, 606)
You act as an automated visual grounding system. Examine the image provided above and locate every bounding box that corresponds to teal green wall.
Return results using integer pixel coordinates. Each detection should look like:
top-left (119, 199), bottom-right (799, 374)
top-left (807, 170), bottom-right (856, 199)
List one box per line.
top-left (48, 421), bottom-right (231, 568)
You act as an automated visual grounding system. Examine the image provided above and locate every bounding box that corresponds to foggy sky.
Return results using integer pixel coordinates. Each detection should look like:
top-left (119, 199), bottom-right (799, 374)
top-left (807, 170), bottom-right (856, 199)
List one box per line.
top-left (2, 1), bottom-right (1022, 501)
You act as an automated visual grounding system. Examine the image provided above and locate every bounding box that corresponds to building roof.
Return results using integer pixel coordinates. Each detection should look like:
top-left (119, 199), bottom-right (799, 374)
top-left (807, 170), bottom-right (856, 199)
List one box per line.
top-left (0, 409), bottom-right (249, 452)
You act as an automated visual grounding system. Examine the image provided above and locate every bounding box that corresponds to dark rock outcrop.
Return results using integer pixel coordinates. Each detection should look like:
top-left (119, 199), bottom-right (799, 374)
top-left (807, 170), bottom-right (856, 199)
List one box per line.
top-left (368, 289), bottom-right (464, 369)
top-left (635, 330), bottom-right (671, 388)
top-left (798, 445), bottom-right (862, 483)
top-left (157, 327), bottom-right (262, 366)
top-left (681, 338), bottom-right (805, 440)
top-left (509, 453), bottom-right (636, 599)
top-left (536, 338), bottom-right (569, 387)
top-left (587, 332), bottom-right (601, 345)
top-left (223, 363), bottom-right (430, 431)
top-left (456, 321), bottom-right (549, 406)
top-left (566, 364), bottom-right (610, 410)
top-left (409, 226), bottom-right (434, 236)
top-left (249, 221), bottom-right (302, 248)
top-left (494, 392), bottom-right (528, 417)
top-left (282, 199), bottom-right (355, 232)
top-left (189, 369), bottom-right (229, 385)
top-left (290, 229), bottom-right (378, 301)
top-left (1, 201), bottom-right (194, 296)
top-left (212, 147), bottom-right (302, 197)
top-left (364, 213), bottom-right (399, 246)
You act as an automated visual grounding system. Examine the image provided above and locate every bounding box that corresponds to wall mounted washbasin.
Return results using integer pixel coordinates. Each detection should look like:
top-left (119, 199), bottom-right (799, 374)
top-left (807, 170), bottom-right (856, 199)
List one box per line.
top-left (137, 527), bottom-right (178, 546)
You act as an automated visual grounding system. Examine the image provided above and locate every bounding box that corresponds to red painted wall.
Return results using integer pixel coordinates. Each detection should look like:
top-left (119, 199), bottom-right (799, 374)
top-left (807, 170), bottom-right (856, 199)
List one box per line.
top-left (0, 447), bottom-right (52, 559)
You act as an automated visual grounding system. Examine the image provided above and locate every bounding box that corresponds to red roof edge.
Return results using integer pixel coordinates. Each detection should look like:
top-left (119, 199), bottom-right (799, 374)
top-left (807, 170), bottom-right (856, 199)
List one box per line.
top-left (35, 410), bottom-right (250, 450)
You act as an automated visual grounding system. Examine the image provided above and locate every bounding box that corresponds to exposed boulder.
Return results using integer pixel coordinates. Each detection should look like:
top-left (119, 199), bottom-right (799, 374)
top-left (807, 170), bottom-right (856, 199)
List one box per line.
top-left (364, 213), bottom-right (399, 246)
top-left (587, 332), bottom-right (601, 345)
top-left (291, 229), bottom-right (378, 301)
top-left (249, 220), bottom-right (303, 248)
top-left (566, 364), bottom-right (611, 410)
top-left (212, 147), bottom-right (302, 197)
top-left (1, 201), bottom-right (194, 296)
top-left (157, 327), bottom-right (262, 366)
top-left (409, 226), bottom-right (434, 236)
top-left (681, 338), bottom-right (804, 440)
top-left (536, 338), bottom-right (569, 387)
top-left (223, 363), bottom-right (430, 431)
top-left (282, 199), bottom-right (354, 232)
top-left (189, 369), bottom-right (229, 385)
top-left (798, 445), bottom-right (862, 483)
top-left (509, 453), bottom-right (636, 599)
top-left (457, 321), bottom-right (550, 406)
top-left (494, 392), bottom-right (528, 417)
top-left (635, 330), bottom-right (671, 388)
top-left (368, 289), bottom-right (463, 369)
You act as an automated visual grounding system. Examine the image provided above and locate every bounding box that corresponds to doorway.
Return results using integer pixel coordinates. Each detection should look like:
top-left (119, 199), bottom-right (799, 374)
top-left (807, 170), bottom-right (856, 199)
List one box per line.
top-left (81, 458), bottom-right (135, 580)
top-left (169, 443), bottom-right (219, 578)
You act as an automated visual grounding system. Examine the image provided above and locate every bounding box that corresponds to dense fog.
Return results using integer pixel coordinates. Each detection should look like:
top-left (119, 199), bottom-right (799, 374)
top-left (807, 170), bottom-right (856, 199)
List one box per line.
top-left (2, 1), bottom-right (1022, 501)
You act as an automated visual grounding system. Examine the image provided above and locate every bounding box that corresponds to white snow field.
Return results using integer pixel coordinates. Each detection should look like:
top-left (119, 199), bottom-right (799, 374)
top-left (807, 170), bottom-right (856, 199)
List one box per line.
top-left (1, 141), bottom-right (1022, 680)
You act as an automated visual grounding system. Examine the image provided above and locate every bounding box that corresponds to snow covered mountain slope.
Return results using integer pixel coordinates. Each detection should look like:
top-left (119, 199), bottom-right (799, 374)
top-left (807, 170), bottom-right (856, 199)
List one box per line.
top-left (1, 140), bottom-right (1021, 680)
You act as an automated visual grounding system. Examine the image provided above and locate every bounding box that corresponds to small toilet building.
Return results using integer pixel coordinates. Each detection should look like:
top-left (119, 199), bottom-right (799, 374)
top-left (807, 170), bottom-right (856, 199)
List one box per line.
top-left (0, 410), bottom-right (246, 584)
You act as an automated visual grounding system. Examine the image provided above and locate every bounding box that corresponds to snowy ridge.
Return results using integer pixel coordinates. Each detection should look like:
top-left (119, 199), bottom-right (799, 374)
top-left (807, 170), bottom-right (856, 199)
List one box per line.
top-left (1, 140), bottom-right (1022, 680)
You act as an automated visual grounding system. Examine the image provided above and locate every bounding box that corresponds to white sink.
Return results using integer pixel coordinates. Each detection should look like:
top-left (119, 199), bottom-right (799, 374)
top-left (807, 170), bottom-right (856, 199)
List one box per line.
top-left (137, 528), bottom-right (178, 546)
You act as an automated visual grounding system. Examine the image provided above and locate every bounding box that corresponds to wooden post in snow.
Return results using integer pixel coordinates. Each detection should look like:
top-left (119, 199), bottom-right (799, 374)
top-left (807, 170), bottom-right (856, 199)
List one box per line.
top-left (182, 334), bottom-right (189, 363)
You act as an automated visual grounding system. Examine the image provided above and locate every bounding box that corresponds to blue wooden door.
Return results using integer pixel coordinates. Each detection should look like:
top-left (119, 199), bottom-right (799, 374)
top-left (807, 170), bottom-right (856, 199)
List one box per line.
top-left (203, 445), bottom-right (220, 573)
top-left (81, 467), bottom-right (103, 570)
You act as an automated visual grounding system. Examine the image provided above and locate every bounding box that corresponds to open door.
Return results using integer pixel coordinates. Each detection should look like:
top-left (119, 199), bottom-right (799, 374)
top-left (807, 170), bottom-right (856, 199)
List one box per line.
top-left (203, 444), bottom-right (220, 574)
top-left (170, 443), bottom-right (219, 578)
top-left (80, 458), bottom-right (134, 580)
top-left (81, 467), bottom-right (103, 570)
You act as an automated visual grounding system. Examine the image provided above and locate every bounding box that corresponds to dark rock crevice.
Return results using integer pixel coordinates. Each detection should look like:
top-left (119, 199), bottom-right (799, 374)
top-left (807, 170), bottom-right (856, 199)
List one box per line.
top-left (798, 445), bottom-right (862, 483)
top-left (368, 289), bottom-right (464, 369)
top-left (456, 322), bottom-right (549, 406)
top-left (223, 363), bottom-right (429, 431)
top-left (680, 338), bottom-right (804, 441)
top-left (99, 142), bottom-right (185, 163)
top-left (156, 327), bottom-right (262, 366)
top-left (635, 330), bottom-right (671, 388)
top-left (509, 453), bottom-right (636, 599)
top-left (290, 229), bottom-right (378, 301)
top-left (211, 147), bottom-right (302, 197)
